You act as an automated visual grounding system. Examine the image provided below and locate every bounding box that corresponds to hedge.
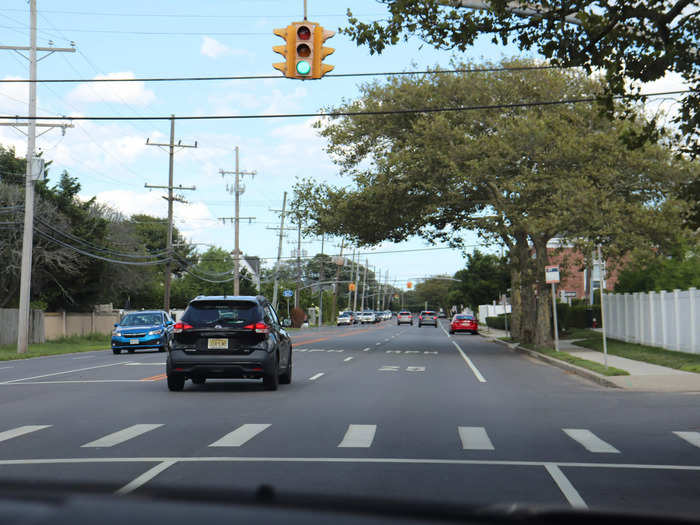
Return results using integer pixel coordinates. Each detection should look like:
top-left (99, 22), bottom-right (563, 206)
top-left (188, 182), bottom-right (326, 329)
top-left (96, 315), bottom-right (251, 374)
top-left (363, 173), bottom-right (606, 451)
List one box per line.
top-left (486, 314), bottom-right (510, 330)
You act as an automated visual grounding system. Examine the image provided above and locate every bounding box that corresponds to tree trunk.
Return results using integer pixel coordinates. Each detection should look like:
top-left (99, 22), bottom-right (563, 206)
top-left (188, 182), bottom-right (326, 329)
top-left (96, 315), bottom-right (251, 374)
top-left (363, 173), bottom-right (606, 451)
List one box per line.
top-left (511, 232), bottom-right (536, 344)
top-left (533, 235), bottom-right (553, 347)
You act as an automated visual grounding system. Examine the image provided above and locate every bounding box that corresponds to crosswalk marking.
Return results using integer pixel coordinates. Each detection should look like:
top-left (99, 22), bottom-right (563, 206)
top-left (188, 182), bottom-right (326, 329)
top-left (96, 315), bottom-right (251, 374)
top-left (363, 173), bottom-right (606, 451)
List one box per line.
top-left (209, 424), bottom-right (270, 447)
top-left (338, 424), bottom-right (376, 448)
top-left (458, 426), bottom-right (495, 450)
top-left (0, 425), bottom-right (51, 444)
top-left (82, 424), bottom-right (163, 448)
top-left (673, 431), bottom-right (700, 449)
top-left (563, 429), bottom-right (620, 453)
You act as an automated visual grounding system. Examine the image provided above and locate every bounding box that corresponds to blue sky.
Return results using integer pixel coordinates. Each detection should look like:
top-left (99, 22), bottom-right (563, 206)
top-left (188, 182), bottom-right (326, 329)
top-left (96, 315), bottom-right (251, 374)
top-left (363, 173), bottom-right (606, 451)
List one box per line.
top-left (0, 1), bottom-right (683, 290)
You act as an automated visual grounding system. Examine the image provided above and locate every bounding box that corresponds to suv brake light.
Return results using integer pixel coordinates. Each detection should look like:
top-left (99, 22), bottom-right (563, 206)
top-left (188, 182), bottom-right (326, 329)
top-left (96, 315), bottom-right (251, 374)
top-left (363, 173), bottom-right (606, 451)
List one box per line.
top-left (244, 322), bottom-right (270, 334)
top-left (173, 322), bottom-right (193, 334)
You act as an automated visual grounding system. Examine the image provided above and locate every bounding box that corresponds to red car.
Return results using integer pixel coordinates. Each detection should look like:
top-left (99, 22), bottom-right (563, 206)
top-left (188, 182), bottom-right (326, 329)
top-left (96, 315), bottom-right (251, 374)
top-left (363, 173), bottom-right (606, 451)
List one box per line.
top-left (449, 314), bottom-right (478, 335)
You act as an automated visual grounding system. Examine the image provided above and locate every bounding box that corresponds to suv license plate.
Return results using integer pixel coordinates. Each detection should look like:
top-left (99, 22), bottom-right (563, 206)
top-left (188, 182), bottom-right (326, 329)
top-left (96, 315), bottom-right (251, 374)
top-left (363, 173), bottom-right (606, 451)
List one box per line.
top-left (208, 338), bottom-right (228, 350)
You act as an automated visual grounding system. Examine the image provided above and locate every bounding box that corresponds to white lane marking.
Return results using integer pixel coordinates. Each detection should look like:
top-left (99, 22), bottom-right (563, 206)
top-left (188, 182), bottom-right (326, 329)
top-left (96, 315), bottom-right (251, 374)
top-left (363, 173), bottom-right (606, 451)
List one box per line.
top-left (327, 349), bottom-right (344, 353)
top-left (406, 366), bottom-right (425, 372)
top-left (72, 356), bottom-right (95, 360)
top-left (309, 373), bottom-right (325, 381)
top-left (379, 365), bottom-right (399, 372)
top-left (363, 347), bottom-right (370, 352)
top-left (209, 424), bottom-right (271, 447)
top-left (562, 429), bottom-right (620, 453)
top-left (458, 426), bottom-right (495, 450)
top-left (424, 351), bottom-right (438, 355)
top-left (115, 460), bottom-right (177, 495)
top-left (0, 425), bottom-right (51, 443)
top-left (82, 424), bottom-right (164, 448)
top-left (375, 342), bottom-right (381, 346)
top-left (441, 325), bottom-right (451, 337)
top-left (544, 463), bottom-right (588, 509)
top-left (404, 350), bottom-right (419, 354)
top-left (308, 349), bottom-right (324, 352)
top-left (384, 338), bottom-right (390, 342)
top-left (123, 362), bottom-right (165, 366)
top-left (1, 457), bottom-right (699, 471)
top-left (673, 431), bottom-right (700, 449)
top-left (0, 363), bottom-right (122, 384)
top-left (338, 424), bottom-right (376, 448)
top-left (0, 366), bottom-right (14, 370)
top-left (451, 341), bottom-right (486, 383)
top-left (386, 350), bottom-right (401, 354)
top-left (344, 357), bottom-right (354, 362)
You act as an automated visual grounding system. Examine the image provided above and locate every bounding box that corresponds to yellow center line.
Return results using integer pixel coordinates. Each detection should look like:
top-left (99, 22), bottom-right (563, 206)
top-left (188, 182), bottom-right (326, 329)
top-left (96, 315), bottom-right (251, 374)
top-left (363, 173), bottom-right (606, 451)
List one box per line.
top-left (140, 373), bottom-right (166, 382)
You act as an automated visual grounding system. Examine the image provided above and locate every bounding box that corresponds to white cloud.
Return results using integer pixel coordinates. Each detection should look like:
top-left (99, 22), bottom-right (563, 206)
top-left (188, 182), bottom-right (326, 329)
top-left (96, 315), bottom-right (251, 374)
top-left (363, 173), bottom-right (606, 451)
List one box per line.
top-left (200, 36), bottom-right (252, 59)
top-left (68, 72), bottom-right (156, 106)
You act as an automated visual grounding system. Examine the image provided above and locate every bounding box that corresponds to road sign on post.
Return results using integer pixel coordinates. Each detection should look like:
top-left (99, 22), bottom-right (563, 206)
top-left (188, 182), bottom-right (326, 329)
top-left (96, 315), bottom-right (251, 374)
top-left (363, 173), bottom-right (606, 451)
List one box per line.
top-left (545, 266), bottom-right (560, 351)
top-left (282, 290), bottom-right (294, 298)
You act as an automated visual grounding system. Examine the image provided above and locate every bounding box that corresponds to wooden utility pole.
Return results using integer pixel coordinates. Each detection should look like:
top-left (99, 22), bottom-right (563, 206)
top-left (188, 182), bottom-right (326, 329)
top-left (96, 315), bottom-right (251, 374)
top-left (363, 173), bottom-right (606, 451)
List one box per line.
top-left (145, 115), bottom-right (197, 312)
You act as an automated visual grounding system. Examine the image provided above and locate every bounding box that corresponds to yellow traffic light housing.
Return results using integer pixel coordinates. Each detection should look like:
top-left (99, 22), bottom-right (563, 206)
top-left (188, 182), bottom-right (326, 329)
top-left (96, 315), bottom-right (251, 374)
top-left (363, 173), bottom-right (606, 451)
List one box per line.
top-left (273, 22), bottom-right (335, 79)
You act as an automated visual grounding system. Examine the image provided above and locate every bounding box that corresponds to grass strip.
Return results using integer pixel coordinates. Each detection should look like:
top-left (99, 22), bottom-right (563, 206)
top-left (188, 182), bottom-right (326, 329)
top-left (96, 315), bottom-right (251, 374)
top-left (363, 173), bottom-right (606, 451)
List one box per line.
top-left (571, 332), bottom-right (700, 373)
top-left (521, 343), bottom-right (629, 376)
top-left (0, 333), bottom-right (110, 361)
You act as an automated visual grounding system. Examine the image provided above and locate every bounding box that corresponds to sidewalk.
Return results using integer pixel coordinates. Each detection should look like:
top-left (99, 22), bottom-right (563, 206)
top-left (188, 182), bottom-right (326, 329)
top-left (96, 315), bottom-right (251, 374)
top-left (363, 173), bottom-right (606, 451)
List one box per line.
top-left (480, 327), bottom-right (700, 392)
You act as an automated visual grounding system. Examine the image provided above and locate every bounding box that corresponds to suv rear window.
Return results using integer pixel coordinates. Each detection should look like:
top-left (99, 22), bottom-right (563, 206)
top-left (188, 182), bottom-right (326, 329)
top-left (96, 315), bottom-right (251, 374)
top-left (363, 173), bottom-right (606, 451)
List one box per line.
top-left (455, 315), bottom-right (474, 320)
top-left (182, 301), bottom-right (262, 327)
top-left (422, 311), bottom-right (436, 315)
top-left (399, 311), bottom-right (411, 315)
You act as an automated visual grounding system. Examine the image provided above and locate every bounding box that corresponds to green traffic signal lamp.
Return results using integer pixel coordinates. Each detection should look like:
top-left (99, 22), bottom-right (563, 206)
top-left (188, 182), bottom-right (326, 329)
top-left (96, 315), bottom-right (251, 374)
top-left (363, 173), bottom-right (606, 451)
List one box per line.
top-left (296, 60), bottom-right (311, 75)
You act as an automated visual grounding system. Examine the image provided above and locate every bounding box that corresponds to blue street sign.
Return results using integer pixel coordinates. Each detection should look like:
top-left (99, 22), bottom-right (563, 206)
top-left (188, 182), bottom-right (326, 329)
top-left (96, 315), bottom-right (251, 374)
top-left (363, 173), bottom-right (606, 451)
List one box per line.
top-left (282, 290), bottom-right (294, 298)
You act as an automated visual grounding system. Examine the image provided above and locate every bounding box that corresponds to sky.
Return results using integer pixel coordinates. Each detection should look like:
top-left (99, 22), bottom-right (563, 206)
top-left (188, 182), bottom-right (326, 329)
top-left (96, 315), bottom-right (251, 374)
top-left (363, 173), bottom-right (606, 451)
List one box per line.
top-left (0, 1), bottom-right (688, 291)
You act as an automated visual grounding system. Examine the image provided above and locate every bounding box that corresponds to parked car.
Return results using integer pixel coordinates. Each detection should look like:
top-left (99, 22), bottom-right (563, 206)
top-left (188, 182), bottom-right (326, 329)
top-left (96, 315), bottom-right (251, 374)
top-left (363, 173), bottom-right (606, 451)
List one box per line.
top-left (449, 314), bottom-right (478, 334)
top-left (112, 310), bottom-right (173, 354)
top-left (418, 310), bottom-right (438, 328)
top-left (167, 295), bottom-right (292, 392)
top-left (397, 311), bottom-right (413, 325)
top-left (337, 312), bottom-right (353, 326)
top-left (358, 311), bottom-right (376, 324)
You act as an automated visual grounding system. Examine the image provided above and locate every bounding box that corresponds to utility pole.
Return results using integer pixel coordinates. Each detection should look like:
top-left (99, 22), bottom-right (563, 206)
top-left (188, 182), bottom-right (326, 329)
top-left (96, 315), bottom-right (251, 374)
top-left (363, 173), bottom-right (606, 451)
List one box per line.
top-left (331, 238), bottom-right (345, 321)
top-left (318, 234), bottom-right (325, 326)
top-left (360, 258), bottom-right (368, 311)
top-left (219, 146), bottom-right (256, 295)
top-left (346, 247), bottom-right (356, 309)
top-left (353, 252), bottom-right (361, 312)
top-left (295, 221), bottom-right (302, 308)
top-left (145, 115), bottom-right (197, 312)
top-left (4, 0), bottom-right (75, 354)
top-left (268, 194), bottom-right (295, 310)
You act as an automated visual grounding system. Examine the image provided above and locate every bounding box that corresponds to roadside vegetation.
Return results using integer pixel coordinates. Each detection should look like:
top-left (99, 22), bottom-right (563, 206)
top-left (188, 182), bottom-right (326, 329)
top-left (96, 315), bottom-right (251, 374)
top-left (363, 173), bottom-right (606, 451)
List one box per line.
top-left (568, 329), bottom-right (700, 373)
top-left (521, 343), bottom-right (629, 377)
top-left (0, 333), bottom-right (109, 361)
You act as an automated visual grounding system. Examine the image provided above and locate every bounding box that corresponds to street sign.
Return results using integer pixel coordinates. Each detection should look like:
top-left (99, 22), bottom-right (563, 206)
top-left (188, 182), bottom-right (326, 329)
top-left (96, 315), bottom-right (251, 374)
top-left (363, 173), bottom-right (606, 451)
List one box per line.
top-left (545, 265), bottom-right (560, 284)
top-left (564, 291), bottom-right (577, 297)
top-left (282, 290), bottom-right (293, 298)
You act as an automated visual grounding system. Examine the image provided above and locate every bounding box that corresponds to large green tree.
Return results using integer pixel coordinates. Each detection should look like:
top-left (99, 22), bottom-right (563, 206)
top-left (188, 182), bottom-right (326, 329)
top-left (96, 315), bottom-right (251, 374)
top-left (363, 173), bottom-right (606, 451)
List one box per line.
top-left (293, 60), bottom-right (691, 345)
top-left (450, 250), bottom-right (510, 312)
top-left (343, 0), bottom-right (699, 157)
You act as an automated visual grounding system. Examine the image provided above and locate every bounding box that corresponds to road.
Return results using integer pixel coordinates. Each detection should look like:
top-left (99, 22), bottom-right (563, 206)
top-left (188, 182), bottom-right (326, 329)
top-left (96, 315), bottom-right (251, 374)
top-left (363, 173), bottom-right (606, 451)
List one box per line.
top-left (0, 319), bottom-right (699, 515)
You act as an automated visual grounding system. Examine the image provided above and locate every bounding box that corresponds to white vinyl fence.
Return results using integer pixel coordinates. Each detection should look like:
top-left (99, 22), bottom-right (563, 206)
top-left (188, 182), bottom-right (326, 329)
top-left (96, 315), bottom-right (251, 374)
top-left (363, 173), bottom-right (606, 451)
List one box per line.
top-left (604, 288), bottom-right (698, 354)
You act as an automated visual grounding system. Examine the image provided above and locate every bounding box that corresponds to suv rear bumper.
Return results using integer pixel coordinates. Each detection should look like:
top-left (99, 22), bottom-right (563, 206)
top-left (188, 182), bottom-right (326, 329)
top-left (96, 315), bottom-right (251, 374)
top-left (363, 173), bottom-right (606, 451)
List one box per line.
top-left (167, 349), bottom-right (275, 378)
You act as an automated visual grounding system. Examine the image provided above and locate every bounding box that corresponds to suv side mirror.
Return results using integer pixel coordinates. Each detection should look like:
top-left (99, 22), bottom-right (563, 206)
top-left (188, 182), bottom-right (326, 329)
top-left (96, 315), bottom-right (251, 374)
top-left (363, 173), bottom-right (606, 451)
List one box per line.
top-left (282, 318), bottom-right (292, 327)
top-left (113, 323), bottom-right (118, 327)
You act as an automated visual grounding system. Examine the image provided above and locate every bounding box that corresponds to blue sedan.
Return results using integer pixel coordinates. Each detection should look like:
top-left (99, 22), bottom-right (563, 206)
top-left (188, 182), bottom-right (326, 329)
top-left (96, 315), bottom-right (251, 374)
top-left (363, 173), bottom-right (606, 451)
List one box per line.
top-left (112, 310), bottom-right (174, 354)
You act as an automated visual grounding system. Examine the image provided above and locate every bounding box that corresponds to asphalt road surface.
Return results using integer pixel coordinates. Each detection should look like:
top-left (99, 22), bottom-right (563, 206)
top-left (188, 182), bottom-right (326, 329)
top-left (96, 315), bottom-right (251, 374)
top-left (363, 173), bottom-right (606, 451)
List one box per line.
top-left (1, 320), bottom-right (699, 516)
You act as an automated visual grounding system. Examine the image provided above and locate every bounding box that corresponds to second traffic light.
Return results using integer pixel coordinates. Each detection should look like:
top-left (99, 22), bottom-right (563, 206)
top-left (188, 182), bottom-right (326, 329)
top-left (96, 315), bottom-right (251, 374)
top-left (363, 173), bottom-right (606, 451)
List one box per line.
top-left (273, 21), bottom-right (335, 79)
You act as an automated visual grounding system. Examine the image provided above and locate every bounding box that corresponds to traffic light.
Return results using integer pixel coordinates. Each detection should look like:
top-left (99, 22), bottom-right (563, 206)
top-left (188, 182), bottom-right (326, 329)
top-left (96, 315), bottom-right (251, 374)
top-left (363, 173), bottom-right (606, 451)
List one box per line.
top-left (407, 282), bottom-right (413, 289)
top-left (273, 22), bottom-right (335, 79)
top-left (349, 283), bottom-right (356, 292)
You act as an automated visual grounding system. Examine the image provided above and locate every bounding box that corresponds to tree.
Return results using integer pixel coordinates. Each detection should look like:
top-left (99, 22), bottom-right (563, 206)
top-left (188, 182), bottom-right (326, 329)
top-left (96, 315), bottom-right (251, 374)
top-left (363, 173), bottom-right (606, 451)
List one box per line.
top-left (292, 60), bottom-right (691, 345)
top-left (614, 246), bottom-right (700, 293)
top-left (450, 250), bottom-right (510, 312)
top-left (343, 0), bottom-right (700, 157)
top-left (412, 277), bottom-right (453, 312)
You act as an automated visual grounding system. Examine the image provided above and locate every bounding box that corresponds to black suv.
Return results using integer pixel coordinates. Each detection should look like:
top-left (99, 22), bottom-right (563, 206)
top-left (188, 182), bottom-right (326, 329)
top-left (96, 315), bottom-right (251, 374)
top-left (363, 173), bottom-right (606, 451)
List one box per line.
top-left (167, 295), bottom-right (292, 391)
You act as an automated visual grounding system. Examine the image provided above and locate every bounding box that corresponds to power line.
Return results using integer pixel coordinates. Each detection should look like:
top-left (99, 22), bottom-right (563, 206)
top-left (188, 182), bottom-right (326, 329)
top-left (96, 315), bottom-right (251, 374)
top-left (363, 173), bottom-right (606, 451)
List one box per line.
top-left (0, 65), bottom-right (575, 83)
top-left (2, 9), bottom-right (385, 19)
top-left (2, 90), bottom-right (690, 121)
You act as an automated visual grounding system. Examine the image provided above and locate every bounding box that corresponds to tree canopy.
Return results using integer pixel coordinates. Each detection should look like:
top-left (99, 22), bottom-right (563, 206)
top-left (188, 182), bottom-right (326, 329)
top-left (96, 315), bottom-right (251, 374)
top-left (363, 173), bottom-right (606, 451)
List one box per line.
top-left (343, 0), bottom-right (700, 157)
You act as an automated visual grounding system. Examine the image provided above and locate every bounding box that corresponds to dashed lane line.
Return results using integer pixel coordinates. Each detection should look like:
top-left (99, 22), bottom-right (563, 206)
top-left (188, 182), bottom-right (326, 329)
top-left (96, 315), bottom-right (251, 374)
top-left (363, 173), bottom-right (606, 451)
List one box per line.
top-left (309, 373), bottom-right (325, 381)
top-left (344, 357), bottom-right (354, 362)
top-left (209, 424), bottom-right (271, 447)
top-left (363, 347), bottom-right (370, 352)
top-left (451, 341), bottom-right (487, 383)
top-left (82, 424), bottom-right (164, 448)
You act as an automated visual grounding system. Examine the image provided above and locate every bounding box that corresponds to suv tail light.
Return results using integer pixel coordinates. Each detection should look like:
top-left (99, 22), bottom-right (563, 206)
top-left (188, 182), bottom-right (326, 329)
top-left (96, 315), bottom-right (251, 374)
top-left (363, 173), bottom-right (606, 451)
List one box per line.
top-left (433, 316), bottom-right (437, 320)
top-left (244, 322), bottom-right (270, 334)
top-left (173, 322), bottom-right (193, 334)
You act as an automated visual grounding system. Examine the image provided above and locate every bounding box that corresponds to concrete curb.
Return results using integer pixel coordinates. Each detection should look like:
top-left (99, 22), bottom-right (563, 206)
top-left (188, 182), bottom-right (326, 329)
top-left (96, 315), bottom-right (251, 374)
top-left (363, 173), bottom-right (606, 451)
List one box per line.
top-left (486, 336), bottom-right (621, 389)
